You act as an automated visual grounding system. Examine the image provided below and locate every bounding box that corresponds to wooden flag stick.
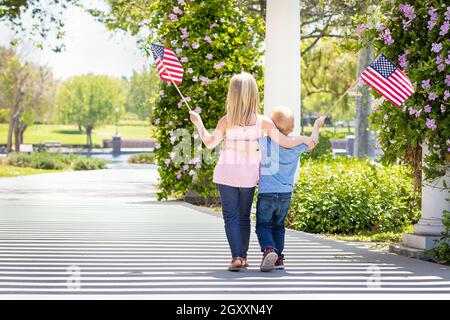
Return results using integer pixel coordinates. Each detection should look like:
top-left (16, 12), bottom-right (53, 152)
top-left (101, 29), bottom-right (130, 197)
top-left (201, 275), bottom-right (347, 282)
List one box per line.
top-left (324, 79), bottom-right (360, 116)
top-left (160, 64), bottom-right (192, 111)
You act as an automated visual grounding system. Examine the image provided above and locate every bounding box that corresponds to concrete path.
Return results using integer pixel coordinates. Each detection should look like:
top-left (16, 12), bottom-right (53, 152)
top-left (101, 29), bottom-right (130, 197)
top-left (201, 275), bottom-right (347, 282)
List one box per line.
top-left (0, 166), bottom-right (449, 299)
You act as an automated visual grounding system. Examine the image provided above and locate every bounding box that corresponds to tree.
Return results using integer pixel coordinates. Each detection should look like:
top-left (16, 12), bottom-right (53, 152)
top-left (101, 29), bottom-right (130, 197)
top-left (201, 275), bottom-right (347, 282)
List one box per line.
top-left (0, 0), bottom-right (80, 52)
top-left (126, 67), bottom-right (159, 120)
top-left (0, 46), bottom-right (53, 152)
top-left (55, 74), bottom-right (126, 148)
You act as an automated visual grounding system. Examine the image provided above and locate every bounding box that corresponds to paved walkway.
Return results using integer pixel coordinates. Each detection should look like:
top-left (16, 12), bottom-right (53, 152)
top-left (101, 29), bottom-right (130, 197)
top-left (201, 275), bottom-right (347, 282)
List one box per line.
top-left (0, 166), bottom-right (449, 299)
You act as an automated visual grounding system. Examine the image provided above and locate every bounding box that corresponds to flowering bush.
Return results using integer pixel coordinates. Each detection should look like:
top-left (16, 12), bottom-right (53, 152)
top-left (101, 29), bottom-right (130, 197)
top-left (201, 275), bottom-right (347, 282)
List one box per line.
top-left (357, 1), bottom-right (449, 186)
top-left (144, 0), bottom-right (264, 200)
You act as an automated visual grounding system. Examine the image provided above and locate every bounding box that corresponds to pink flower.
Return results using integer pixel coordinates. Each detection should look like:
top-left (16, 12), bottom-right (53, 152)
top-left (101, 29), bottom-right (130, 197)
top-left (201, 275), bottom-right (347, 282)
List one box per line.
top-left (382, 29), bottom-right (394, 45)
top-left (209, 23), bottom-right (217, 29)
top-left (170, 136), bottom-right (177, 144)
top-left (438, 64), bottom-right (445, 72)
top-left (425, 118), bottom-right (436, 130)
top-left (159, 90), bottom-right (166, 97)
top-left (204, 35), bottom-right (212, 43)
top-left (173, 6), bottom-right (183, 15)
top-left (424, 105), bottom-right (432, 113)
top-left (194, 107), bottom-right (202, 114)
top-left (399, 4), bottom-right (416, 20)
top-left (188, 170), bottom-right (195, 176)
top-left (180, 57), bottom-right (189, 63)
top-left (446, 54), bottom-right (450, 65)
top-left (182, 164), bottom-right (189, 171)
top-left (182, 41), bottom-right (190, 47)
top-left (181, 28), bottom-right (189, 39)
top-left (168, 14), bottom-right (178, 22)
top-left (429, 92), bottom-right (438, 101)
top-left (165, 159), bottom-right (171, 166)
top-left (431, 42), bottom-right (442, 53)
top-left (199, 76), bottom-right (210, 85)
top-left (213, 61), bottom-right (226, 69)
top-left (155, 143), bottom-right (160, 149)
top-left (187, 67), bottom-right (193, 74)
top-left (191, 42), bottom-right (199, 49)
top-left (440, 21), bottom-right (450, 36)
top-left (357, 24), bottom-right (368, 36)
top-left (444, 90), bottom-right (450, 100)
top-left (177, 0), bottom-right (185, 5)
top-left (184, 96), bottom-right (191, 102)
top-left (154, 118), bottom-right (160, 125)
top-left (445, 75), bottom-right (450, 86)
top-left (421, 79), bottom-right (430, 90)
top-left (192, 76), bottom-right (198, 82)
top-left (206, 53), bottom-right (213, 60)
top-left (170, 40), bottom-right (178, 46)
top-left (175, 48), bottom-right (182, 55)
top-left (398, 52), bottom-right (408, 69)
top-left (176, 170), bottom-right (182, 180)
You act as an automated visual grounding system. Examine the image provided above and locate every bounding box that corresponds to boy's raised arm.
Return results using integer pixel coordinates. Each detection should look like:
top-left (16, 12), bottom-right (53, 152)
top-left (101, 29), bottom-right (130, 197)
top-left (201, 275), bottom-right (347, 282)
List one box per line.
top-left (261, 117), bottom-right (315, 149)
top-left (309, 116), bottom-right (326, 150)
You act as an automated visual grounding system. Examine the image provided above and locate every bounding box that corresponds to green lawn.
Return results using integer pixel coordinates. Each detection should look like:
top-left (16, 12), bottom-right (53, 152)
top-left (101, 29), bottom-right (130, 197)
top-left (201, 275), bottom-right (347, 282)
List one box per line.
top-left (0, 123), bottom-right (153, 146)
top-left (0, 164), bottom-right (61, 177)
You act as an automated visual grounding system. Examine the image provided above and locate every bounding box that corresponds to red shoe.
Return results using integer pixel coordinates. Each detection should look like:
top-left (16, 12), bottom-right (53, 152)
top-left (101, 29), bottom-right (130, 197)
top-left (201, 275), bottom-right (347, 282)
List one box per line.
top-left (260, 248), bottom-right (278, 272)
top-left (274, 256), bottom-right (285, 270)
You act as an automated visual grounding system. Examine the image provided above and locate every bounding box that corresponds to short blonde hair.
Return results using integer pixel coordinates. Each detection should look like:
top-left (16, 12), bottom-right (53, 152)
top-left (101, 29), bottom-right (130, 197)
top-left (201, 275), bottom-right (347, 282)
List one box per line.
top-left (270, 106), bottom-right (294, 134)
top-left (226, 72), bottom-right (259, 127)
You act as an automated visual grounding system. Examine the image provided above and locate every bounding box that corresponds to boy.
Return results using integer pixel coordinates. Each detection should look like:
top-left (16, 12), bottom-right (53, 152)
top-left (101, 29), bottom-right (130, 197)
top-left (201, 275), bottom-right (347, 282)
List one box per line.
top-left (257, 106), bottom-right (325, 271)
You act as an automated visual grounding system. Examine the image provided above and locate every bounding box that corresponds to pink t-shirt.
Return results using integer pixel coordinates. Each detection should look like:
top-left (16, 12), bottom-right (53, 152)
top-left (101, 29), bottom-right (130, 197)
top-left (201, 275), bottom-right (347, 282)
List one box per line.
top-left (213, 115), bottom-right (263, 188)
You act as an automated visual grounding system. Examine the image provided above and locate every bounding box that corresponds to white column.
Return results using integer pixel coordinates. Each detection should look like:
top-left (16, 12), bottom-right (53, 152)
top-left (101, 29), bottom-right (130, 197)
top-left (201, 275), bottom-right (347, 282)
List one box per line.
top-left (264, 0), bottom-right (301, 135)
top-left (402, 144), bottom-right (449, 250)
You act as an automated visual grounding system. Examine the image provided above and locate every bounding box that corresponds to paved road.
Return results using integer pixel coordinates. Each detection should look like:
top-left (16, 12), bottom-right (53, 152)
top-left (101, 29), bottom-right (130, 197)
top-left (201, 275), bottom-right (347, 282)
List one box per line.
top-left (0, 166), bottom-right (449, 299)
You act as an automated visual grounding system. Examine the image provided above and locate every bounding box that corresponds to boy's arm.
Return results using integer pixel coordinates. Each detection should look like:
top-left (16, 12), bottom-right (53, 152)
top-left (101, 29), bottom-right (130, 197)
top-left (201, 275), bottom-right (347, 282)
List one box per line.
top-left (261, 118), bottom-right (316, 149)
top-left (308, 116), bottom-right (326, 150)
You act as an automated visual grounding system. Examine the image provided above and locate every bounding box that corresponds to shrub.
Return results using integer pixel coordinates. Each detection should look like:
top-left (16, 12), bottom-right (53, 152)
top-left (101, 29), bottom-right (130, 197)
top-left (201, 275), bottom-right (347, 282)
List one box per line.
top-left (426, 205), bottom-right (450, 265)
top-left (72, 158), bottom-right (106, 171)
top-left (128, 153), bottom-right (155, 164)
top-left (6, 152), bottom-right (106, 171)
top-left (288, 157), bottom-right (420, 234)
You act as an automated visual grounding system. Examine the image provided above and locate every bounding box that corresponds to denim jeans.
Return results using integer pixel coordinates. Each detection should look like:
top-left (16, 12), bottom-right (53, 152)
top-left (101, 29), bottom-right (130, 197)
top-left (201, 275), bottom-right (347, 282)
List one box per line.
top-left (217, 184), bottom-right (255, 258)
top-left (255, 192), bottom-right (292, 256)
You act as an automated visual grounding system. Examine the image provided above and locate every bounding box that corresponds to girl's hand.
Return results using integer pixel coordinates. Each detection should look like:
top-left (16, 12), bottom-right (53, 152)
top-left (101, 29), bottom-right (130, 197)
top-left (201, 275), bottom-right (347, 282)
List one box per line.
top-left (189, 110), bottom-right (202, 124)
top-left (305, 137), bottom-right (317, 150)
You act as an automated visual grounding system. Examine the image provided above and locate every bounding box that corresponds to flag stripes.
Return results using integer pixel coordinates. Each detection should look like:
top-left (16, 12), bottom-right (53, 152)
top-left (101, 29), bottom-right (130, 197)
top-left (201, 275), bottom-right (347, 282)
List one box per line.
top-left (151, 44), bottom-right (184, 84)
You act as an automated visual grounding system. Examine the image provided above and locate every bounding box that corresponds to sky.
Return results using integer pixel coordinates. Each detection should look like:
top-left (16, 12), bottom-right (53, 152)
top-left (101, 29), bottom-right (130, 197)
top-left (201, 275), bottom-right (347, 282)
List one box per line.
top-left (0, 2), bottom-right (148, 80)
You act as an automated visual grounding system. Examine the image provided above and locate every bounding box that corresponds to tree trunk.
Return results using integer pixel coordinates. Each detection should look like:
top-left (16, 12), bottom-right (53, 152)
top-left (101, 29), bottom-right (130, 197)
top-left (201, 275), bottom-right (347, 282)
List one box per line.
top-left (354, 46), bottom-right (374, 158)
top-left (13, 117), bottom-right (21, 152)
top-left (19, 123), bottom-right (27, 144)
top-left (86, 124), bottom-right (93, 149)
top-left (6, 116), bottom-right (14, 153)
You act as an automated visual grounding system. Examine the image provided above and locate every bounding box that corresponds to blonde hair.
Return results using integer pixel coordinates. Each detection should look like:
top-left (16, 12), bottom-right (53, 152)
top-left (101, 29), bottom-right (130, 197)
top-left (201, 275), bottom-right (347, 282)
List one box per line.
top-left (270, 106), bottom-right (294, 135)
top-left (226, 72), bottom-right (259, 127)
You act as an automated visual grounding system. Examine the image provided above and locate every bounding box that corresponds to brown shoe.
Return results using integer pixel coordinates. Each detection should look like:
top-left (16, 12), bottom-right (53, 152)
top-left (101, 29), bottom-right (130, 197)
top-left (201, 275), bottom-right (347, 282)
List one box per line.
top-left (228, 257), bottom-right (243, 272)
top-left (260, 248), bottom-right (278, 272)
top-left (241, 257), bottom-right (249, 269)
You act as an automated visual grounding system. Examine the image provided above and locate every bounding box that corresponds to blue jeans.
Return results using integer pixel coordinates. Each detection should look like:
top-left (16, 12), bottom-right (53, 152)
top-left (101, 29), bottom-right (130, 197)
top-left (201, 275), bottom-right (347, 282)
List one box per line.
top-left (255, 192), bottom-right (292, 256)
top-left (217, 184), bottom-right (255, 258)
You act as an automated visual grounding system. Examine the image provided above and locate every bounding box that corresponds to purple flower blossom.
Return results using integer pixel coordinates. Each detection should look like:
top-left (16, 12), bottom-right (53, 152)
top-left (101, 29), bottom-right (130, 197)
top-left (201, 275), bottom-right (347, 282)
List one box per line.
top-left (441, 104), bottom-right (446, 113)
top-left (382, 29), bottom-right (394, 45)
top-left (155, 143), bottom-right (160, 149)
top-left (199, 76), bottom-right (211, 85)
top-left (181, 28), bottom-right (189, 39)
top-left (168, 14), bottom-right (178, 22)
top-left (180, 57), bottom-right (189, 63)
top-left (182, 164), bottom-right (189, 171)
top-left (444, 90), bottom-right (450, 101)
top-left (422, 79), bottom-right (430, 90)
top-left (213, 61), bottom-right (226, 69)
top-left (357, 24), bottom-right (368, 36)
top-left (185, 97), bottom-right (191, 102)
top-left (446, 75), bottom-right (450, 86)
top-left (182, 41), bottom-right (190, 47)
top-left (188, 170), bottom-right (195, 176)
top-left (209, 23), bottom-right (217, 29)
top-left (446, 54), bottom-right (450, 65)
top-left (170, 136), bottom-right (177, 144)
top-left (168, 121), bottom-right (173, 126)
top-left (446, 7), bottom-right (450, 21)
top-left (177, 0), bottom-right (185, 5)
top-left (425, 118), bottom-right (437, 130)
top-left (429, 92), bottom-right (438, 101)
top-left (408, 107), bottom-right (417, 115)
top-left (206, 53), bottom-right (213, 60)
top-left (195, 162), bottom-right (201, 169)
top-left (191, 42), bottom-right (199, 49)
top-left (187, 67), bottom-right (193, 74)
top-left (165, 159), bottom-right (171, 166)
top-left (399, 4), bottom-right (416, 20)
top-left (177, 101), bottom-right (183, 109)
top-left (438, 64), bottom-right (445, 72)
top-left (428, 7), bottom-right (438, 30)
top-left (159, 90), bottom-right (166, 97)
top-left (170, 40), bottom-right (178, 46)
top-left (173, 6), bottom-right (183, 15)
top-left (155, 118), bottom-right (160, 125)
top-left (241, 17), bottom-right (248, 22)
top-left (176, 170), bottom-right (182, 180)
top-left (175, 48), bottom-right (182, 55)
top-left (192, 76), bottom-right (198, 82)
top-left (424, 105), bottom-right (432, 113)
top-left (437, 55), bottom-right (443, 65)
top-left (431, 42), bottom-right (442, 53)
top-left (398, 52), bottom-right (408, 69)
top-left (203, 35), bottom-right (212, 43)
top-left (440, 21), bottom-right (450, 36)
top-left (194, 107), bottom-right (202, 114)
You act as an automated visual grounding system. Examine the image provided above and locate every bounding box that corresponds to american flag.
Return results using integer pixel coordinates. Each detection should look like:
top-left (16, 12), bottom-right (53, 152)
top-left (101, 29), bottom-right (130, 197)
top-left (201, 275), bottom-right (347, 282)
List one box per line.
top-left (151, 44), bottom-right (184, 84)
top-left (360, 54), bottom-right (414, 106)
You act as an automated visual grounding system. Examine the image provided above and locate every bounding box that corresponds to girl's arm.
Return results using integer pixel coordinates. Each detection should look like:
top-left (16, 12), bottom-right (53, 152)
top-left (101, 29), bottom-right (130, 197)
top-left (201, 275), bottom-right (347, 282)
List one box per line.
top-left (189, 110), bottom-right (226, 149)
top-left (261, 116), bottom-right (316, 149)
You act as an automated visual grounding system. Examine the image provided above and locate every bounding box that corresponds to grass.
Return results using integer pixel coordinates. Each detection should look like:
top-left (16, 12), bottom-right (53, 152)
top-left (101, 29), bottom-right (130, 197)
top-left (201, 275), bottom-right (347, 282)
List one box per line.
top-left (0, 122), bottom-right (152, 146)
top-left (0, 164), bottom-right (61, 177)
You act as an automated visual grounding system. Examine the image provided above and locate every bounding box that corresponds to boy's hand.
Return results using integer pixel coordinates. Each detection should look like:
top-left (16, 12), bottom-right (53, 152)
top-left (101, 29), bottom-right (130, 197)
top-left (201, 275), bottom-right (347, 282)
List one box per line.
top-left (314, 116), bottom-right (327, 128)
top-left (305, 137), bottom-right (317, 150)
top-left (189, 110), bottom-right (202, 124)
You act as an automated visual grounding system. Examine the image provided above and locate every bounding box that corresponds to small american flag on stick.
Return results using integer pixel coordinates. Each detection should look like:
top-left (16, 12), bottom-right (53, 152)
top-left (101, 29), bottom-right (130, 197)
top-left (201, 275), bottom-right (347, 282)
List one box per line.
top-left (151, 44), bottom-right (184, 84)
top-left (360, 54), bottom-right (414, 106)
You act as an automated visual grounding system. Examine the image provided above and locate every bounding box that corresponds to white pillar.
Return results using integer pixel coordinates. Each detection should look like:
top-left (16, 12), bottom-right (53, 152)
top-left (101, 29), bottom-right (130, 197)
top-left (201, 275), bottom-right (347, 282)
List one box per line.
top-left (264, 0), bottom-right (301, 135)
top-left (402, 144), bottom-right (449, 250)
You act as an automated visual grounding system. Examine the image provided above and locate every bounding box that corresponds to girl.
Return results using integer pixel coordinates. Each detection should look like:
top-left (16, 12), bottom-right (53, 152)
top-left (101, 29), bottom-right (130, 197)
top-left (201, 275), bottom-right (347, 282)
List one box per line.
top-left (189, 72), bottom-right (314, 271)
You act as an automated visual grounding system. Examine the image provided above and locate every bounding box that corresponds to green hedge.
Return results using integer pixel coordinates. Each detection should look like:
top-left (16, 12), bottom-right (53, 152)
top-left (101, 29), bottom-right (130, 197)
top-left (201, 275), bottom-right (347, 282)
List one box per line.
top-left (128, 153), bottom-right (155, 164)
top-left (6, 152), bottom-right (107, 171)
top-left (288, 156), bottom-right (420, 234)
